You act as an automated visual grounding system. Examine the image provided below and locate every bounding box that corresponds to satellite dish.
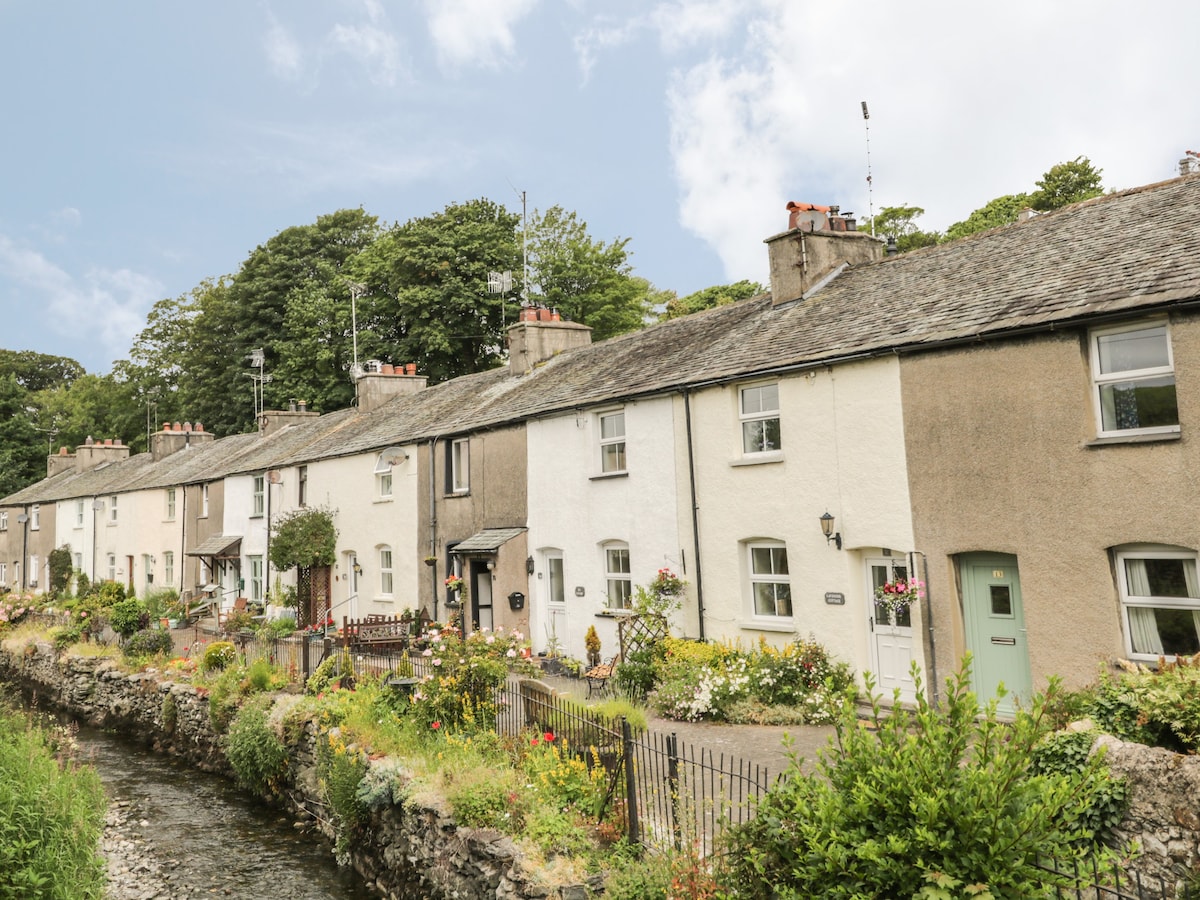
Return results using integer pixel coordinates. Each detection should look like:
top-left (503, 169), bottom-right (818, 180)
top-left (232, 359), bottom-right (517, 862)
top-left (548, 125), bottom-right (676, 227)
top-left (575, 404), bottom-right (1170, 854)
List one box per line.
top-left (267, 470), bottom-right (282, 484)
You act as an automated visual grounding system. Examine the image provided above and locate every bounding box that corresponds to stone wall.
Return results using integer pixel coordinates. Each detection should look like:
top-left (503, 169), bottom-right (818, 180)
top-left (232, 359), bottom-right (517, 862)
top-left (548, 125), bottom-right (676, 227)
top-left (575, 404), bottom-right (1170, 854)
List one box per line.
top-left (1096, 735), bottom-right (1200, 886)
top-left (0, 643), bottom-right (597, 900)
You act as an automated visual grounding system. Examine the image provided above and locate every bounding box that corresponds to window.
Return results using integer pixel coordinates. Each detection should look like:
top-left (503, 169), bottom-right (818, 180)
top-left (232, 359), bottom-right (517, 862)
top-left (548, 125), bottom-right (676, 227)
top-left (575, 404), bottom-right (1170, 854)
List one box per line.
top-left (0, 511), bottom-right (6, 530)
top-left (252, 475), bottom-right (265, 517)
top-left (604, 543), bottom-right (632, 609)
top-left (163, 551), bottom-right (174, 586)
top-left (249, 555), bottom-right (264, 602)
top-left (1117, 547), bottom-right (1200, 659)
top-left (107, 554), bottom-right (116, 582)
top-left (165, 488), bottom-right (176, 521)
top-left (449, 438), bottom-right (469, 494)
top-left (200, 484), bottom-right (210, 518)
top-left (375, 455), bottom-right (393, 500)
top-left (1092, 322), bottom-right (1179, 436)
top-left (75, 500), bottom-right (85, 528)
top-left (31, 504), bottom-right (40, 531)
top-left (109, 495), bottom-right (118, 523)
top-left (73, 552), bottom-right (82, 572)
top-left (298, 466), bottom-right (308, 507)
top-left (0, 563), bottom-right (7, 587)
top-left (740, 383), bottom-right (782, 454)
top-left (379, 546), bottom-right (394, 596)
top-left (598, 410), bottom-right (627, 474)
top-left (28, 554), bottom-right (39, 587)
top-left (548, 553), bottom-right (565, 604)
top-left (748, 541), bottom-right (791, 617)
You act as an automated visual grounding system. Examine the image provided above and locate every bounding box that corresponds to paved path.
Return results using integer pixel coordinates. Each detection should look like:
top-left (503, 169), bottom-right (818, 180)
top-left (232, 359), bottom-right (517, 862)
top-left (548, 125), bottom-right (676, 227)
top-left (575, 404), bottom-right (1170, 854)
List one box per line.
top-left (536, 673), bottom-right (837, 778)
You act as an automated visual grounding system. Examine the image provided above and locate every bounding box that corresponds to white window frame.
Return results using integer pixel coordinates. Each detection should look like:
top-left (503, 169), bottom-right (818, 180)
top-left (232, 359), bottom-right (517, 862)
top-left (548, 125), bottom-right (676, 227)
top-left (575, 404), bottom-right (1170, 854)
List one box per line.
top-left (109, 495), bottom-right (119, 524)
top-left (107, 553), bottom-right (117, 582)
top-left (75, 500), bottom-right (85, 528)
top-left (450, 438), bottom-right (469, 494)
top-left (252, 475), bottom-right (265, 518)
top-left (378, 546), bottom-right (394, 597)
top-left (598, 409), bottom-right (627, 474)
top-left (375, 454), bottom-right (393, 500)
top-left (1116, 545), bottom-right (1200, 661)
top-left (163, 551), bottom-right (174, 587)
top-left (739, 383), bottom-right (782, 454)
top-left (248, 555), bottom-right (264, 602)
top-left (165, 488), bottom-right (177, 521)
top-left (1091, 321), bottom-right (1179, 438)
top-left (200, 484), bottom-right (210, 518)
top-left (0, 511), bottom-right (6, 531)
top-left (0, 562), bottom-right (8, 587)
top-left (748, 540), bottom-right (792, 619)
top-left (298, 465), bottom-right (308, 508)
top-left (28, 554), bottom-right (39, 587)
top-left (30, 504), bottom-right (40, 531)
top-left (603, 542), bottom-right (632, 610)
top-left (73, 552), bottom-right (82, 573)
top-left (547, 552), bottom-right (565, 605)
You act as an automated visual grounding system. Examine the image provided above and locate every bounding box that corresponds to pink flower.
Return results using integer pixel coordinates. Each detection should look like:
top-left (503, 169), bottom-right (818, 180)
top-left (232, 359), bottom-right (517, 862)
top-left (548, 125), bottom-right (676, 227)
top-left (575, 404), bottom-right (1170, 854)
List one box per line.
top-left (544, 732), bottom-right (555, 743)
top-left (431, 721), bottom-right (441, 730)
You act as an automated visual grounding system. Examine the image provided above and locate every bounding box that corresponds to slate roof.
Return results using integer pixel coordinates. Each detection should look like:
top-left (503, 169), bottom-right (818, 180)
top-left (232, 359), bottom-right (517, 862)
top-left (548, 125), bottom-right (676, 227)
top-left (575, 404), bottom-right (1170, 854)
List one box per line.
top-left (7, 174), bottom-right (1200, 506)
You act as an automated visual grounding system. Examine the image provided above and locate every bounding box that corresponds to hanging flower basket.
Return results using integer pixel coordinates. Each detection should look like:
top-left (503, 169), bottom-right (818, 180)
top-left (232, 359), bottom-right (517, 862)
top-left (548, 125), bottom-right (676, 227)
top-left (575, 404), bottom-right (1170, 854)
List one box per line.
top-left (874, 578), bottom-right (925, 616)
top-left (444, 574), bottom-right (464, 593)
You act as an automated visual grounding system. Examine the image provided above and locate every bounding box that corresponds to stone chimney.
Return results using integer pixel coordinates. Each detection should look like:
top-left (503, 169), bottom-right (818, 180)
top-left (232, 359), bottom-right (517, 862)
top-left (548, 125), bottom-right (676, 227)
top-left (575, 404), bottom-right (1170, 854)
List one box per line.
top-left (506, 311), bottom-right (593, 376)
top-left (259, 401), bottom-right (321, 436)
top-left (47, 446), bottom-right (75, 478)
top-left (356, 363), bottom-right (429, 413)
top-left (151, 421), bottom-right (216, 461)
top-left (765, 201), bottom-right (884, 306)
top-left (74, 436), bottom-right (132, 471)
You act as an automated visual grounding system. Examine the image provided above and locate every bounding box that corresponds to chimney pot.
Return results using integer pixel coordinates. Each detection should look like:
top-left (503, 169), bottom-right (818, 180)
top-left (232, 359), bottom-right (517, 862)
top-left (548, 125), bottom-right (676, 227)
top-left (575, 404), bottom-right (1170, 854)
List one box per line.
top-left (298, 400), bottom-right (307, 413)
top-left (405, 363), bottom-right (417, 375)
top-left (174, 422), bottom-right (182, 431)
top-left (58, 446), bottom-right (68, 456)
top-left (886, 235), bottom-right (898, 256)
top-left (85, 436), bottom-right (95, 445)
top-left (104, 438), bottom-right (113, 446)
top-left (114, 439), bottom-right (122, 447)
top-left (381, 363), bottom-right (394, 375)
top-left (183, 422), bottom-right (192, 432)
top-left (195, 423), bottom-right (204, 432)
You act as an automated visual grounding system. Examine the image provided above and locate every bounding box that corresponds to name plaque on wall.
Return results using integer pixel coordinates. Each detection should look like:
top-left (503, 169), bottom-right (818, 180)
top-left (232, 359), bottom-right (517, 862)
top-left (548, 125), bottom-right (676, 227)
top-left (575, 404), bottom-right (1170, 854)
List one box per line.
top-left (824, 592), bottom-right (846, 605)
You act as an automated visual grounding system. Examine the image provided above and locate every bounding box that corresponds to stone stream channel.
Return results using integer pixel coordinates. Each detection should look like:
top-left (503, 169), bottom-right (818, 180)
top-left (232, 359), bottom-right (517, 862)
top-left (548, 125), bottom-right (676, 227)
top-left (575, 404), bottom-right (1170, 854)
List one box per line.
top-left (77, 724), bottom-right (376, 900)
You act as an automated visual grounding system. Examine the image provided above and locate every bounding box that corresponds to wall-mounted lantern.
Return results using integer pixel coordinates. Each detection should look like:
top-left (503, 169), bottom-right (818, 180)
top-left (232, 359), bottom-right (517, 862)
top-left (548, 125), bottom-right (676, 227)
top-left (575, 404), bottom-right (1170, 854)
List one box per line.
top-left (819, 511), bottom-right (842, 550)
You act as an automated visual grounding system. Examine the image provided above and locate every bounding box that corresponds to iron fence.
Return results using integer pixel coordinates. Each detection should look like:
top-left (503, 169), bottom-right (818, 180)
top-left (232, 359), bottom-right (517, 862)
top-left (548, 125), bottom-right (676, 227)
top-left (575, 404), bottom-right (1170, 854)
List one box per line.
top-left (1036, 857), bottom-right (1191, 900)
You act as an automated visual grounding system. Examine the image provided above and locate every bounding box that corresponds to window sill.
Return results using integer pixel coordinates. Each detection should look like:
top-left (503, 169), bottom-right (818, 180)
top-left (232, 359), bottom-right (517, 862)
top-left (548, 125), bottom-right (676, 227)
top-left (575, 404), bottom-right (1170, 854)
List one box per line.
top-left (730, 452), bottom-right (784, 467)
top-left (589, 471), bottom-right (629, 481)
top-left (374, 497), bottom-right (394, 504)
top-left (595, 608), bottom-right (633, 618)
top-left (738, 619), bottom-right (796, 633)
top-left (1086, 430), bottom-right (1181, 448)
top-left (444, 491), bottom-right (470, 499)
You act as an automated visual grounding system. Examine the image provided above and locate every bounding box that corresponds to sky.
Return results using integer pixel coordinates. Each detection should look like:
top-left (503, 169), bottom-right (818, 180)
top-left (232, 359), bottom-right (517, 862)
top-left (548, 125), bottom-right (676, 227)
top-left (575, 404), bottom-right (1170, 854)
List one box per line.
top-left (2, 1), bottom-right (1199, 376)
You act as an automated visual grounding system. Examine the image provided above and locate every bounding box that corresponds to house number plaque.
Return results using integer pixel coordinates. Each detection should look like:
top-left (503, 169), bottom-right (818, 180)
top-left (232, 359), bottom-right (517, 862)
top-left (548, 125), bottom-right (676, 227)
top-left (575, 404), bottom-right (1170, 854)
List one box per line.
top-left (824, 592), bottom-right (845, 605)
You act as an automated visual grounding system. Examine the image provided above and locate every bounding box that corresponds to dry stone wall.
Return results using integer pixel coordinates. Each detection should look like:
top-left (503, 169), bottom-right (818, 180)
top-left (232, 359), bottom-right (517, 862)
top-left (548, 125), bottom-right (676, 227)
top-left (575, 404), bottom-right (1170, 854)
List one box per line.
top-left (0, 642), bottom-right (597, 900)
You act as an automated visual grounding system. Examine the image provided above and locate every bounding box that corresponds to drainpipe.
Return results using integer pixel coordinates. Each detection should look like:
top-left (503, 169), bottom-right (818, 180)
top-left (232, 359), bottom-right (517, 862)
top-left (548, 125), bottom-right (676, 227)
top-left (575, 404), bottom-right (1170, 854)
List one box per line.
top-left (19, 505), bottom-right (29, 592)
top-left (265, 472), bottom-right (271, 609)
top-left (179, 486), bottom-right (187, 593)
top-left (428, 437), bottom-right (441, 622)
top-left (682, 390), bottom-right (706, 640)
top-left (912, 550), bottom-right (938, 706)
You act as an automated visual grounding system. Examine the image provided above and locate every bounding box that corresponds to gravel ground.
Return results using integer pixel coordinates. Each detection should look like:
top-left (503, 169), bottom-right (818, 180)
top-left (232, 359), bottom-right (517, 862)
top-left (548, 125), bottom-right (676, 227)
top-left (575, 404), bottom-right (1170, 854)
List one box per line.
top-left (101, 800), bottom-right (197, 900)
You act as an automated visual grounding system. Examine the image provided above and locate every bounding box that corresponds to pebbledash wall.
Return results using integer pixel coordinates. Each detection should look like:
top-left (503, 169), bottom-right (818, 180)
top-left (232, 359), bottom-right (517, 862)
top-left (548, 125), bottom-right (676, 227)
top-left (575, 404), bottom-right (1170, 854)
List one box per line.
top-left (0, 644), bottom-right (599, 900)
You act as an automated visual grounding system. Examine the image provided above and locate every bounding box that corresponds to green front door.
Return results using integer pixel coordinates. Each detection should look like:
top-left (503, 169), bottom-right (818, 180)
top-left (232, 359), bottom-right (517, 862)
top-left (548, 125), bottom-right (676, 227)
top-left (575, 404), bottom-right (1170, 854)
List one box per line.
top-left (962, 554), bottom-right (1032, 715)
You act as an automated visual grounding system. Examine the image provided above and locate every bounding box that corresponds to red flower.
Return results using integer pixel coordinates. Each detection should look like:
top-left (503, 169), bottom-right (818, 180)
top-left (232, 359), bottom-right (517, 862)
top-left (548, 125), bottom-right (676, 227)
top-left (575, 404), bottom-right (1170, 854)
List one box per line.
top-left (531, 737), bottom-right (540, 746)
top-left (431, 721), bottom-right (441, 730)
top-left (544, 732), bottom-right (555, 743)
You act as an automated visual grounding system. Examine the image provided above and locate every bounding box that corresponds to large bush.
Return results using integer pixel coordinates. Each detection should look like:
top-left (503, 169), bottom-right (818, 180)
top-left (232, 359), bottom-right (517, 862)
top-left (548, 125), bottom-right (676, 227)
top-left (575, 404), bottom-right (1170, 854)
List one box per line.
top-left (227, 695), bottom-right (288, 795)
top-left (1084, 655), bottom-right (1200, 752)
top-left (0, 706), bottom-right (107, 898)
top-left (720, 662), bottom-right (1124, 899)
top-left (109, 597), bottom-right (149, 638)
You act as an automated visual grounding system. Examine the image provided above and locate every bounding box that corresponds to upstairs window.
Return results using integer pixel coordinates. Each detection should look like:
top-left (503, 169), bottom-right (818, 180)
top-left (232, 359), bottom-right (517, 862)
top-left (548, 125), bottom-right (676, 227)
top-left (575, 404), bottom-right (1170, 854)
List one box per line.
top-left (252, 475), bottom-right (265, 517)
top-left (109, 496), bottom-right (118, 524)
top-left (75, 500), bottom-right (85, 528)
top-left (30, 505), bottom-right (39, 531)
top-left (379, 546), bottom-right (394, 596)
top-left (748, 541), bottom-right (791, 618)
top-left (1117, 547), bottom-right (1200, 659)
top-left (200, 484), bottom-right (210, 518)
top-left (166, 488), bottom-right (177, 521)
top-left (604, 543), bottom-right (632, 610)
top-left (298, 465), bottom-right (308, 507)
top-left (1092, 322), bottom-right (1179, 436)
top-left (740, 383), bottom-right (782, 454)
top-left (0, 511), bottom-right (7, 531)
top-left (448, 438), bottom-right (470, 494)
top-left (598, 410), bottom-right (627, 474)
top-left (375, 455), bottom-right (393, 500)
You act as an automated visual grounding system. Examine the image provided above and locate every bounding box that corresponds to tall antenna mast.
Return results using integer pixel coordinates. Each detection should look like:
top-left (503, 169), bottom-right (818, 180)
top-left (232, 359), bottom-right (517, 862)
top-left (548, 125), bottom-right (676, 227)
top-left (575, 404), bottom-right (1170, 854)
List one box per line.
top-left (862, 101), bottom-right (874, 236)
top-left (521, 190), bottom-right (529, 304)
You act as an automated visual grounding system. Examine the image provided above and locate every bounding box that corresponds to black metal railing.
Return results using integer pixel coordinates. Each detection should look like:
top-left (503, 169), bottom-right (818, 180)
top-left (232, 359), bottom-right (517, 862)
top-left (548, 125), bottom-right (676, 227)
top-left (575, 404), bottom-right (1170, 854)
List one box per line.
top-left (1036, 857), bottom-right (1190, 900)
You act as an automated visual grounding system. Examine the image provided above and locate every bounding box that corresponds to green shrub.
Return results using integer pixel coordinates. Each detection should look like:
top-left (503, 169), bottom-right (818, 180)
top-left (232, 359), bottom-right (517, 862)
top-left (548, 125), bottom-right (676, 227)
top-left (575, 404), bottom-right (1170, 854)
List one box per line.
top-left (202, 641), bottom-right (237, 672)
top-left (614, 645), bottom-right (663, 701)
top-left (227, 695), bottom-right (288, 795)
top-left (316, 726), bottom-right (368, 864)
top-left (259, 617), bottom-right (297, 640)
top-left (306, 651), bottom-right (356, 695)
top-left (109, 597), bottom-right (149, 638)
top-left (244, 657), bottom-right (286, 693)
top-left (207, 666), bottom-right (244, 733)
top-left (1030, 729), bottom-right (1129, 838)
top-left (96, 580), bottom-right (126, 606)
top-left (447, 767), bottom-right (521, 829)
top-left (602, 849), bottom-right (673, 900)
top-left (161, 693), bottom-right (177, 734)
top-left (0, 706), bottom-right (107, 899)
top-left (719, 661), bottom-right (1123, 900)
top-left (1105, 656), bottom-right (1200, 751)
top-left (124, 628), bottom-right (175, 659)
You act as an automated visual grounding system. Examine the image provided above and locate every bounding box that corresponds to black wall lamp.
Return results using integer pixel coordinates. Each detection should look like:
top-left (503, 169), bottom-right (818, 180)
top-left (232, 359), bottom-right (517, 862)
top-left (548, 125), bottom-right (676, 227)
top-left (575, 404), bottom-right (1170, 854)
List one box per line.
top-left (526, 556), bottom-right (535, 575)
top-left (819, 512), bottom-right (842, 549)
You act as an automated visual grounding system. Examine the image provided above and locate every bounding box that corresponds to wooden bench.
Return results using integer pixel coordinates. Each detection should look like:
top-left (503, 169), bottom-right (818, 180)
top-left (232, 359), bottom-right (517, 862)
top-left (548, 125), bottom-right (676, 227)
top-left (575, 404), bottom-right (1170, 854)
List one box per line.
top-left (342, 611), bottom-right (430, 649)
top-left (583, 655), bottom-right (619, 699)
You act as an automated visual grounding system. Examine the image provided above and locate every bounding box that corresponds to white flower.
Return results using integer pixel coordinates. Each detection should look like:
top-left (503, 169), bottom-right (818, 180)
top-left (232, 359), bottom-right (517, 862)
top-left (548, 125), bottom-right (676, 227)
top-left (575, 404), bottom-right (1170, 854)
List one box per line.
top-left (506, 649), bottom-right (517, 658)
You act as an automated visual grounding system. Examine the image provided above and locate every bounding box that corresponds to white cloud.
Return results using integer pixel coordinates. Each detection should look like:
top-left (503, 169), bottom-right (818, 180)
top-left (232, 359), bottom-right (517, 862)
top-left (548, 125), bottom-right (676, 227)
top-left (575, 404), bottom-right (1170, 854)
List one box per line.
top-left (264, 15), bottom-right (304, 80)
top-left (329, 0), bottom-right (403, 88)
top-left (421, 0), bottom-right (538, 70)
top-left (0, 236), bottom-right (160, 369)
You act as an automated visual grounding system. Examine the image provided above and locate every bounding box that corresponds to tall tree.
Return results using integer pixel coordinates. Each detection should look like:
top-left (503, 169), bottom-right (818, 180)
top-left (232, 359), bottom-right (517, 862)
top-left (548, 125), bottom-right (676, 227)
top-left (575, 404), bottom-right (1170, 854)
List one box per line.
top-left (857, 206), bottom-right (942, 253)
top-left (351, 198), bottom-right (522, 384)
top-left (945, 193), bottom-right (1033, 241)
top-left (0, 374), bottom-right (44, 497)
top-left (1030, 156), bottom-right (1104, 211)
top-left (658, 280), bottom-right (764, 320)
top-left (0, 350), bottom-right (85, 392)
top-left (526, 206), bottom-right (650, 340)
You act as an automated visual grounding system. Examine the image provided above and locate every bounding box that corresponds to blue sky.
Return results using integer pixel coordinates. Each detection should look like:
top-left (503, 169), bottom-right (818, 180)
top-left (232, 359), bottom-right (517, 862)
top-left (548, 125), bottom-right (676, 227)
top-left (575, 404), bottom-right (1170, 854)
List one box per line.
top-left (3, 1), bottom-right (1199, 375)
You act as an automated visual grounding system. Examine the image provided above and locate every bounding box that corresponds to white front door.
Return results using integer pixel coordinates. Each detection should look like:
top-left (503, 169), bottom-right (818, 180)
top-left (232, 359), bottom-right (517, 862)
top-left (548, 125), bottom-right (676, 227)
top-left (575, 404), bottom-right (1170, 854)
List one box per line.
top-left (868, 558), bottom-right (919, 704)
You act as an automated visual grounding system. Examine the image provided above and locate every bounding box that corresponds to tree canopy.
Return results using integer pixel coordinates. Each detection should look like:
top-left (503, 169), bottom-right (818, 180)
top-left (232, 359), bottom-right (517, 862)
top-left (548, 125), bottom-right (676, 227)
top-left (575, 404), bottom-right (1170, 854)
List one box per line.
top-left (658, 280), bottom-right (764, 321)
top-left (857, 206), bottom-right (941, 253)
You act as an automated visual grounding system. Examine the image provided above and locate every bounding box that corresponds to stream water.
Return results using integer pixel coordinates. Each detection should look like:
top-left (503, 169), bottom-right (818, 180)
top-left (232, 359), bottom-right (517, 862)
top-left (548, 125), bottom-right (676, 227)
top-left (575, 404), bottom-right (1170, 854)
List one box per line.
top-left (75, 725), bottom-right (377, 899)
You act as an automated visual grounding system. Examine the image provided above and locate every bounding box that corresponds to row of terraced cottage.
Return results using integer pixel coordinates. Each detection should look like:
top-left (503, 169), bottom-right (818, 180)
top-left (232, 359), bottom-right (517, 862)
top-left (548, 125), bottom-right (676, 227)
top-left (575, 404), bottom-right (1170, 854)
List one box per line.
top-left (5, 176), bottom-right (1200, 713)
